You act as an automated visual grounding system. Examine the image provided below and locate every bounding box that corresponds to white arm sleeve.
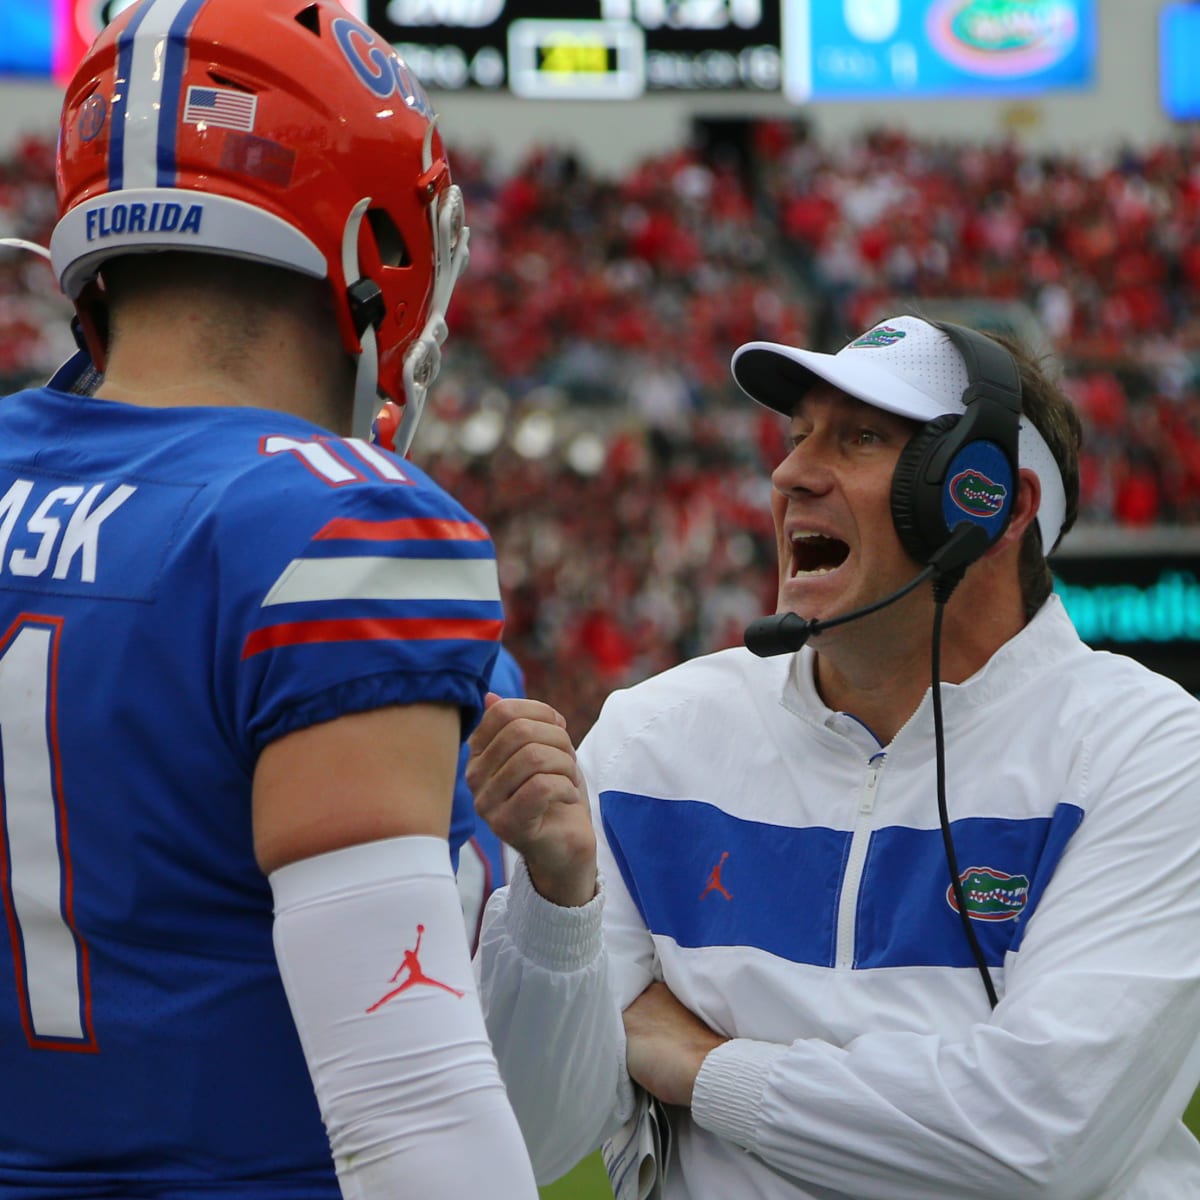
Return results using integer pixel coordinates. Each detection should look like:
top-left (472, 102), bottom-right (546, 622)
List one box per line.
top-left (270, 835), bottom-right (538, 1200)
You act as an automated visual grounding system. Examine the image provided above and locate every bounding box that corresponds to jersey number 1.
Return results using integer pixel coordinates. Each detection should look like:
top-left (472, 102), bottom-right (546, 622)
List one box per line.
top-left (0, 616), bottom-right (96, 1051)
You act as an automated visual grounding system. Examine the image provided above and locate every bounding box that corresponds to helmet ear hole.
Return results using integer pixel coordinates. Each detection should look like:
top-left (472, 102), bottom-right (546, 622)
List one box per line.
top-left (367, 209), bottom-right (411, 269)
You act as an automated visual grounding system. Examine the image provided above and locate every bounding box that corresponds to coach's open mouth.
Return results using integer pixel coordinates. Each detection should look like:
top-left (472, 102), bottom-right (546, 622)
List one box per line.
top-left (791, 530), bottom-right (849, 577)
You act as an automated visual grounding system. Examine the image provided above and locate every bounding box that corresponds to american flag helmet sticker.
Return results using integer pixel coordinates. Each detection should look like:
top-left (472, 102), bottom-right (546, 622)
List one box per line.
top-left (183, 86), bottom-right (258, 133)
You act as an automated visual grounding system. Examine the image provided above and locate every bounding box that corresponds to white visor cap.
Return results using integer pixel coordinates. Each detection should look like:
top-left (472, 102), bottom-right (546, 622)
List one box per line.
top-left (731, 315), bottom-right (1068, 553)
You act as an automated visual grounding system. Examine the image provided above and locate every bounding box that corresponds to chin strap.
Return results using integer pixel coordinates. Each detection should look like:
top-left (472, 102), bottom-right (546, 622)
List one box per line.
top-left (341, 197), bottom-right (385, 442)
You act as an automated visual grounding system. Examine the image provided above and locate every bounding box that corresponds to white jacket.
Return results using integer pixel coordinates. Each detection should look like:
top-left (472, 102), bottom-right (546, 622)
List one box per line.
top-left (477, 597), bottom-right (1200, 1198)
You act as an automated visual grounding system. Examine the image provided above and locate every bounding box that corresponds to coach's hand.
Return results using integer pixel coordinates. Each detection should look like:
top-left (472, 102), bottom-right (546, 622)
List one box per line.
top-left (467, 693), bottom-right (598, 908)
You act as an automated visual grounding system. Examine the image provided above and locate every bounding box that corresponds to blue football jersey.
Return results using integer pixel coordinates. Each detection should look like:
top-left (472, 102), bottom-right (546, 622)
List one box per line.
top-left (0, 372), bottom-right (502, 1196)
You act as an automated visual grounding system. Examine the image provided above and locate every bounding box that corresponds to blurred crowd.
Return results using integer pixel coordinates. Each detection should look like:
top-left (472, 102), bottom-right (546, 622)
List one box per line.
top-left (3, 119), bottom-right (1200, 734)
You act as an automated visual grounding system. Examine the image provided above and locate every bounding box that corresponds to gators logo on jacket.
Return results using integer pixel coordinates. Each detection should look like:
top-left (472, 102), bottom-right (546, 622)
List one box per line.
top-left (949, 469), bottom-right (1007, 518)
top-left (946, 866), bottom-right (1029, 921)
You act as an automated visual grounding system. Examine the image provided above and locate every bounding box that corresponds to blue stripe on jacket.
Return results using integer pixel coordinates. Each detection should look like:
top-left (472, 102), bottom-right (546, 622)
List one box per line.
top-left (600, 790), bottom-right (1084, 969)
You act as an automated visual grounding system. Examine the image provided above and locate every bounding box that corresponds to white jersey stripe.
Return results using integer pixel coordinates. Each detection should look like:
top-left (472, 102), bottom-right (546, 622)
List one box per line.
top-left (261, 556), bottom-right (500, 607)
top-left (119, 0), bottom-right (200, 189)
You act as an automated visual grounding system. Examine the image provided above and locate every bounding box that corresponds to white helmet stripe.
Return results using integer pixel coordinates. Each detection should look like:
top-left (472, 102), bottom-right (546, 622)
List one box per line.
top-left (110, 0), bottom-right (209, 191)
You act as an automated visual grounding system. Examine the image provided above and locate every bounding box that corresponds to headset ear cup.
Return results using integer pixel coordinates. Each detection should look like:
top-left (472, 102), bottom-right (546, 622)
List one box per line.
top-left (891, 415), bottom-right (960, 565)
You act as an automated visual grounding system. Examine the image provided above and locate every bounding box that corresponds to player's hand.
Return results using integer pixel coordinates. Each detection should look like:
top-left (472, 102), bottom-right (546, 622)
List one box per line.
top-left (623, 981), bottom-right (728, 1108)
top-left (467, 694), bottom-right (597, 908)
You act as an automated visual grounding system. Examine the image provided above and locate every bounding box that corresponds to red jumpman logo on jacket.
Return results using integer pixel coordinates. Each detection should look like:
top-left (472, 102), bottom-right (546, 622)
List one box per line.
top-left (699, 851), bottom-right (732, 901)
top-left (366, 923), bottom-right (465, 1013)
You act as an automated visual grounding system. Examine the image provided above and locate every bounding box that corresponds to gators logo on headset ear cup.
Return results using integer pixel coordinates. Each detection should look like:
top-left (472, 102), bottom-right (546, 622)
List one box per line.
top-left (891, 414), bottom-right (962, 566)
top-left (892, 409), bottom-right (1018, 567)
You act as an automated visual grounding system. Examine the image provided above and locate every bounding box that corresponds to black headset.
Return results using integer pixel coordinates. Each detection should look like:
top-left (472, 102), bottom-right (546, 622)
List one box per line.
top-left (889, 321), bottom-right (1023, 572)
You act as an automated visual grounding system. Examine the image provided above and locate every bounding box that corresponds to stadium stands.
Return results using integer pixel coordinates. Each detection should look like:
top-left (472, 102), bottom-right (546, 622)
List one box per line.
top-left (4, 122), bottom-right (1199, 734)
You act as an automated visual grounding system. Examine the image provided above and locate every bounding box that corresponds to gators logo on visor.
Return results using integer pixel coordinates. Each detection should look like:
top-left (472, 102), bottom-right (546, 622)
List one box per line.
top-left (949, 469), bottom-right (1007, 518)
top-left (850, 326), bottom-right (907, 349)
top-left (946, 866), bottom-right (1029, 921)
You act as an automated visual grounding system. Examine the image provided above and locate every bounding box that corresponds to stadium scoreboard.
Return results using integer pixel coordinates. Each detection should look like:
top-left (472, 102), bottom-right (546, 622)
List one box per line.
top-left (8, 1), bottom-right (1102, 104)
top-left (364, 1), bottom-right (782, 96)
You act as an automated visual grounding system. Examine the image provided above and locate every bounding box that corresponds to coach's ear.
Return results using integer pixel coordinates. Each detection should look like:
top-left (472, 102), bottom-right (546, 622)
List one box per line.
top-left (983, 468), bottom-right (1041, 559)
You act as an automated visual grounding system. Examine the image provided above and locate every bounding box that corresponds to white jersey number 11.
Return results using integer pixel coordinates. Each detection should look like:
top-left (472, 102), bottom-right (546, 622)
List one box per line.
top-left (0, 616), bottom-right (95, 1050)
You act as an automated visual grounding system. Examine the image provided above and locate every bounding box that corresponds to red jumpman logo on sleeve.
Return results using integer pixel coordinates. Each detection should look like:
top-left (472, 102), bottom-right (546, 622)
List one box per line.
top-left (699, 851), bottom-right (732, 901)
top-left (366, 923), bottom-right (465, 1013)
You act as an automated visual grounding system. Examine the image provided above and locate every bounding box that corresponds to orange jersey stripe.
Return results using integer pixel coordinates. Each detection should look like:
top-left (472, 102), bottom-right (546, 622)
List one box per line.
top-left (313, 517), bottom-right (489, 542)
top-left (241, 615), bottom-right (503, 659)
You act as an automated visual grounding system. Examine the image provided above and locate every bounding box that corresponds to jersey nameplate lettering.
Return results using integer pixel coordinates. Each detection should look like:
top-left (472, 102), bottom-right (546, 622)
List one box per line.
top-left (0, 473), bottom-right (196, 601)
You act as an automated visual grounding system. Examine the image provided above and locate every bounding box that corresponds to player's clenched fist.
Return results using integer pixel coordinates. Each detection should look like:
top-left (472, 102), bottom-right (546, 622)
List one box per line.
top-left (467, 694), bottom-right (598, 907)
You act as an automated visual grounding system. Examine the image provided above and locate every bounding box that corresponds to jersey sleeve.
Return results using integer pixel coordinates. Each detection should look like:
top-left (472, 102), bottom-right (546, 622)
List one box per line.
top-left (213, 440), bottom-right (503, 762)
top-left (454, 645), bottom-right (526, 927)
top-left (452, 645), bottom-right (527, 862)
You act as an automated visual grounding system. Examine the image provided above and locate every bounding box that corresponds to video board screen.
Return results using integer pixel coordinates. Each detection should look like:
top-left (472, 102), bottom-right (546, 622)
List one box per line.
top-left (0, 0), bottom-right (782, 97)
top-left (1161, 3), bottom-right (1200, 120)
top-left (366, 1), bottom-right (781, 96)
top-left (783, 0), bottom-right (1097, 103)
top-left (0, 0), bottom-right (53, 77)
top-left (1053, 550), bottom-right (1200, 696)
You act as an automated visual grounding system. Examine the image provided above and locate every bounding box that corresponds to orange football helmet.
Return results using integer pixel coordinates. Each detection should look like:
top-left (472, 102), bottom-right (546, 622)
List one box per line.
top-left (51, 0), bottom-right (468, 449)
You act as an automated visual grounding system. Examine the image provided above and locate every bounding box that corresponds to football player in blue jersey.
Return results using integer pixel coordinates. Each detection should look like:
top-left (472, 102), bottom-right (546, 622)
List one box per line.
top-left (467, 317), bottom-right (1200, 1199)
top-left (0, 2), bottom-right (538, 1198)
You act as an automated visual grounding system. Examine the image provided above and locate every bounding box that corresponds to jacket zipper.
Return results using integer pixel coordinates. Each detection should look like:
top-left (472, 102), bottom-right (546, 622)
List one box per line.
top-left (835, 758), bottom-right (883, 969)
